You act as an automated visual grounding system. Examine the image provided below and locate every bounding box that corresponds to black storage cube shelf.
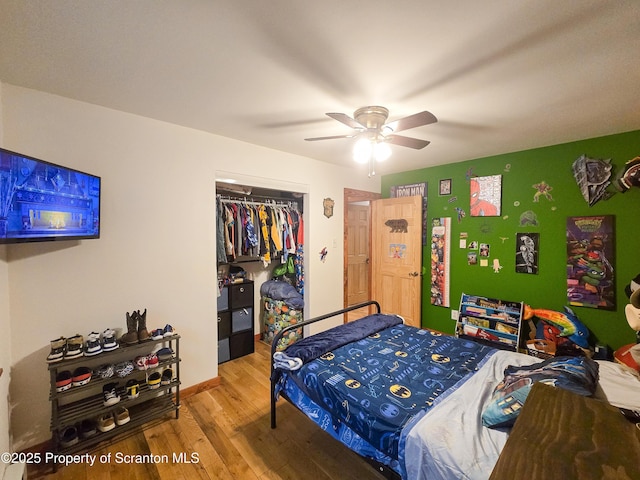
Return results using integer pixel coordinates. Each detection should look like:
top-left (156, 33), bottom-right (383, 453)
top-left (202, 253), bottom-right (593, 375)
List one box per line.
top-left (217, 280), bottom-right (254, 363)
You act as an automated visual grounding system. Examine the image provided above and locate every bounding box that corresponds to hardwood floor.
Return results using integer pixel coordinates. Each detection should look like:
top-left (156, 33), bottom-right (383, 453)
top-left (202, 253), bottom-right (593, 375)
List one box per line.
top-left (28, 341), bottom-right (386, 479)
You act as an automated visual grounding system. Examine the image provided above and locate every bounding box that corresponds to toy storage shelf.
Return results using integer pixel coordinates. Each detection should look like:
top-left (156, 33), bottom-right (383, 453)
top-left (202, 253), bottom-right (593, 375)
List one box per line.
top-left (47, 335), bottom-right (181, 462)
top-left (455, 293), bottom-right (525, 352)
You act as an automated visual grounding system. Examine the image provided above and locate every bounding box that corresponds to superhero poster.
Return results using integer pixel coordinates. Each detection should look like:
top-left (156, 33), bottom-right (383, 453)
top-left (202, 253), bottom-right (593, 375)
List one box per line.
top-left (469, 175), bottom-right (501, 217)
top-left (566, 215), bottom-right (615, 310)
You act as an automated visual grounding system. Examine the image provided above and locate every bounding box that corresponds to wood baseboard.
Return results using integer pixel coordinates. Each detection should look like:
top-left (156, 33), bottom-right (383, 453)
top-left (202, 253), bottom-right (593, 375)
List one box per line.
top-left (180, 377), bottom-right (220, 399)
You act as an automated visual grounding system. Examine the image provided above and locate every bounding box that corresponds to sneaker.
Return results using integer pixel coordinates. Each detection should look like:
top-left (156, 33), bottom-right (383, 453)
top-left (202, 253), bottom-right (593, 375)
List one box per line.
top-left (103, 383), bottom-right (120, 407)
top-left (115, 361), bottom-right (134, 378)
top-left (150, 328), bottom-right (164, 340)
top-left (163, 324), bottom-right (176, 337)
top-left (84, 332), bottom-right (102, 356)
top-left (101, 329), bottom-right (119, 352)
top-left (47, 337), bottom-right (66, 363)
top-left (125, 379), bottom-right (140, 399)
top-left (64, 334), bottom-right (84, 360)
top-left (72, 367), bottom-right (92, 387)
top-left (114, 406), bottom-right (130, 426)
top-left (147, 372), bottom-right (162, 389)
top-left (146, 353), bottom-right (159, 369)
top-left (95, 363), bottom-right (115, 379)
top-left (55, 371), bottom-right (72, 392)
top-left (80, 419), bottom-right (98, 439)
top-left (60, 426), bottom-right (78, 448)
top-left (161, 368), bottom-right (173, 385)
top-left (156, 347), bottom-right (174, 362)
top-left (97, 412), bottom-right (115, 432)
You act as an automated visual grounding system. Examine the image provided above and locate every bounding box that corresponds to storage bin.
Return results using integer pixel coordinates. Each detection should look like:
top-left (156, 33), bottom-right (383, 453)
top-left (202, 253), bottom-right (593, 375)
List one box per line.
top-left (230, 282), bottom-right (253, 309)
top-left (232, 307), bottom-right (253, 333)
top-left (217, 286), bottom-right (229, 311)
top-left (262, 296), bottom-right (303, 350)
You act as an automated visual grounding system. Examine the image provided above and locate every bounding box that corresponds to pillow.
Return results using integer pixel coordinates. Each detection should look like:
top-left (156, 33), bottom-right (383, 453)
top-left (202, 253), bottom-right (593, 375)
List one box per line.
top-left (481, 355), bottom-right (599, 428)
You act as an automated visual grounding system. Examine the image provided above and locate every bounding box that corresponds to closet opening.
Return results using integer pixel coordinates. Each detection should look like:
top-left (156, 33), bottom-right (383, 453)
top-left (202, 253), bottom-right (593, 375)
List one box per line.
top-left (215, 181), bottom-right (305, 364)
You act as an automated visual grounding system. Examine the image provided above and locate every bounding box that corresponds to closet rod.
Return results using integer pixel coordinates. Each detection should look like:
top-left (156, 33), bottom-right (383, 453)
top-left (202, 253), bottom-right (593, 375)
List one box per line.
top-left (217, 195), bottom-right (299, 209)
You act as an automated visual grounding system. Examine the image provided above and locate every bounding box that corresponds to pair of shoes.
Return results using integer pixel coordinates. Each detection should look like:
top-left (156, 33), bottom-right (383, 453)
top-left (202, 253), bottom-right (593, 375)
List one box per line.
top-left (147, 372), bottom-right (162, 389)
top-left (156, 347), bottom-right (174, 362)
top-left (65, 335), bottom-right (84, 360)
top-left (55, 371), bottom-right (72, 392)
top-left (84, 329), bottom-right (120, 356)
top-left (98, 407), bottom-right (130, 431)
top-left (134, 353), bottom-right (158, 371)
top-left (95, 363), bottom-right (115, 379)
top-left (80, 419), bottom-right (98, 439)
top-left (72, 367), bottom-right (92, 387)
top-left (60, 426), bottom-right (78, 448)
top-left (126, 379), bottom-right (140, 399)
top-left (150, 324), bottom-right (176, 339)
top-left (84, 332), bottom-right (103, 356)
top-left (115, 361), bottom-right (134, 378)
top-left (97, 412), bottom-right (115, 432)
top-left (161, 368), bottom-right (173, 385)
top-left (103, 383), bottom-right (120, 407)
top-left (121, 309), bottom-right (150, 345)
top-left (47, 337), bottom-right (67, 363)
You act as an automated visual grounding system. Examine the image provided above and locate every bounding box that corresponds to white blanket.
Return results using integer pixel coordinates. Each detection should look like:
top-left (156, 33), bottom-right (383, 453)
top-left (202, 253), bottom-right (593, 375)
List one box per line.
top-left (404, 352), bottom-right (640, 480)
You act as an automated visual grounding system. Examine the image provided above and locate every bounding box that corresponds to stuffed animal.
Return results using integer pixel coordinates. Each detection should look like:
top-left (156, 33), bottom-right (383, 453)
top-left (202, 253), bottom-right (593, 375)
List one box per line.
top-left (523, 305), bottom-right (590, 349)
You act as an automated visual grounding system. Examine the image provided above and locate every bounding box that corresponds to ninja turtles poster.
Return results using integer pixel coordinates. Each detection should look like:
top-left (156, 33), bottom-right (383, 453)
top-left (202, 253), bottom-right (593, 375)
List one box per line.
top-left (566, 215), bottom-right (615, 309)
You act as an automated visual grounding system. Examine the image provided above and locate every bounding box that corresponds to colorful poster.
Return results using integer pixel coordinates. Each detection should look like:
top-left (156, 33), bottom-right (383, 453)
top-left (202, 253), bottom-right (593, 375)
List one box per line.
top-left (470, 175), bottom-right (501, 216)
top-left (566, 215), bottom-right (615, 309)
top-left (430, 217), bottom-right (451, 307)
top-left (390, 182), bottom-right (427, 245)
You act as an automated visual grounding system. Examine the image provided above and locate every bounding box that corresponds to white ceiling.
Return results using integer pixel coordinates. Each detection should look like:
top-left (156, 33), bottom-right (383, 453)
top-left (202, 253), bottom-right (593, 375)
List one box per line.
top-left (1, 1), bottom-right (639, 175)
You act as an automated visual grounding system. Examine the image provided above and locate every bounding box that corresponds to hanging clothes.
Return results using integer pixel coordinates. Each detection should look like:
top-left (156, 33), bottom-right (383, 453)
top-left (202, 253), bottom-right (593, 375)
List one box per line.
top-left (217, 196), bottom-right (302, 268)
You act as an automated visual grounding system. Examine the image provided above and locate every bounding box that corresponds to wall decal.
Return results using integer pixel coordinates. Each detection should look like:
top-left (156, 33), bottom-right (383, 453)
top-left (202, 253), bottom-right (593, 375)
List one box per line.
top-left (389, 243), bottom-right (406, 258)
top-left (492, 259), bottom-right (503, 273)
top-left (614, 155), bottom-right (640, 192)
top-left (519, 210), bottom-right (539, 226)
top-left (567, 215), bottom-right (615, 309)
top-left (467, 251), bottom-right (478, 265)
top-left (515, 233), bottom-right (539, 274)
top-left (323, 198), bottom-right (335, 218)
top-left (390, 182), bottom-right (427, 245)
top-left (572, 154), bottom-right (614, 205)
top-left (470, 175), bottom-right (501, 216)
top-left (430, 217), bottom-right (451, 307)
top-left (319, 247), bottom-right (328, 262)
top-left (385, 218), bottom-right (408, 232)
top-left (454, 207), bottom-right (466, 222)
top-left (479, 243), bottom-right (490, 257)
top-left (532, 180), bottom-right (554, 202)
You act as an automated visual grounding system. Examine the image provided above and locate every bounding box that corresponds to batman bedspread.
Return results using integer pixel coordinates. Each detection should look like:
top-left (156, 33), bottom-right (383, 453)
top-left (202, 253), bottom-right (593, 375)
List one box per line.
top-left (275, 319), bottom-right (496, 478)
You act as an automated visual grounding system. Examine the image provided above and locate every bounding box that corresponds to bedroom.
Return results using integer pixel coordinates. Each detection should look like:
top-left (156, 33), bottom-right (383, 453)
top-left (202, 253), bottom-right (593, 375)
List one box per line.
top-left (1, 1), bottom-right (640, 479)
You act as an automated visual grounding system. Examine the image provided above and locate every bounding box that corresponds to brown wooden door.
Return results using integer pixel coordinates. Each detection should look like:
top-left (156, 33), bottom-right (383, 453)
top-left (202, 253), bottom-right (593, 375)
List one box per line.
top-left (347, 203), bottom-right (370, 306)
top-left (371, 195), bottom-right (423, 328)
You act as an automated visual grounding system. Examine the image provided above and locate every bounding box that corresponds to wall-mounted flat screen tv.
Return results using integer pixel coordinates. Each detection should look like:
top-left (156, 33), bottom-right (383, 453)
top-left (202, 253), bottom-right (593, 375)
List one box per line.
top-left (0, 148), bottom-right (100, 244)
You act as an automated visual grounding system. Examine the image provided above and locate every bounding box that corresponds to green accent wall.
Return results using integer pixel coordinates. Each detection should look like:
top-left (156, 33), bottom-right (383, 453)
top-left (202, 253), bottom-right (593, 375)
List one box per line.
top-left (382, 129), bottom-right (640, 350)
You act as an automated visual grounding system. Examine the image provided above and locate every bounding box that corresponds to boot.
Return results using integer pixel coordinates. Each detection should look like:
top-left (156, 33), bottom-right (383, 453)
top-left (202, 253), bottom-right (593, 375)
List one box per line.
top-left (121, 312), bottom-right (139, 345)
top-left (137, 308), bottom-right (150, 342)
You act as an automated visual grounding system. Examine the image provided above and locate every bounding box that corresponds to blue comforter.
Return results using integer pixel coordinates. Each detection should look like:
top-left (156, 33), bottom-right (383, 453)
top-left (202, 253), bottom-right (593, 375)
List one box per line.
top-left (276, 321), bottom-right (496, 478)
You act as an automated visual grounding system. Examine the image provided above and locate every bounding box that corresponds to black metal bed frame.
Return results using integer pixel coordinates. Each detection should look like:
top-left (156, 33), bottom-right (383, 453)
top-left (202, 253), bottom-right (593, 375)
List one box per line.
top-left (269, 300), bottom-right (402, 480)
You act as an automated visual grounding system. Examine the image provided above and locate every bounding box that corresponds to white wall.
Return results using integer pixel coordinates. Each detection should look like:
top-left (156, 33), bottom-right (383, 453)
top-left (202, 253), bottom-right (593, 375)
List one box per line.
top-left (1, 83), bottom-right (380, 450)
top-left (0, 82), bottom-right (10, 478)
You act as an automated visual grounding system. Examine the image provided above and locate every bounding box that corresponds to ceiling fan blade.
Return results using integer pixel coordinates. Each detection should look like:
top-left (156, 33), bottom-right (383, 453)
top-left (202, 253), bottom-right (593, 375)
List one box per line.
top-left (304, 134), bottom-right (357, 141)
top-left (385, 134), bottom-right (431, 149)
top-left (326, 112), bottom-right (365, 129)
top-left (386, 111), bottom-right (437, 133)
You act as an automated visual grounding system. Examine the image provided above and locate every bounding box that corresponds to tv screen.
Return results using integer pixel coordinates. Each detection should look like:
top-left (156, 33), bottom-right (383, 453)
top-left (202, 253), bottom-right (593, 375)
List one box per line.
top-left (0, 148), bottom-right (100, 244)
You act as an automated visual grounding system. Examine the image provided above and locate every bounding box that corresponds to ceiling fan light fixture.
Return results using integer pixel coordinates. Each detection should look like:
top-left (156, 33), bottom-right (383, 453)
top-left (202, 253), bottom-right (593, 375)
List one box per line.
top-left (353, 137), bottom-right (373, 164)
top-left (374, 141), bottom-right (391, 162)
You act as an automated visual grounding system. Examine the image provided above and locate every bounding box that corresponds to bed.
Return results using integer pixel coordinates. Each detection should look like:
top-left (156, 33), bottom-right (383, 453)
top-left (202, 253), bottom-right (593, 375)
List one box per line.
top-left (270, 301), bottom-right (640, 480)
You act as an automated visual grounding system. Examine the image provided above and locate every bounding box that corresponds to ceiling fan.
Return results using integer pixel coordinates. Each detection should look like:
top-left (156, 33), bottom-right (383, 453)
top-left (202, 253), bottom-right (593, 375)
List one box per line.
top-left (304, 105), bottom-right (437, 150)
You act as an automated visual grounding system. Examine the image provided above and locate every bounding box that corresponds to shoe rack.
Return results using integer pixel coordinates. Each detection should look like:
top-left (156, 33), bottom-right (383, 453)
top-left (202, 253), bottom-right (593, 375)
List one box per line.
top-left (47, 334), bottom-right (180, 467)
